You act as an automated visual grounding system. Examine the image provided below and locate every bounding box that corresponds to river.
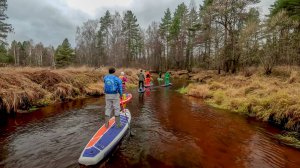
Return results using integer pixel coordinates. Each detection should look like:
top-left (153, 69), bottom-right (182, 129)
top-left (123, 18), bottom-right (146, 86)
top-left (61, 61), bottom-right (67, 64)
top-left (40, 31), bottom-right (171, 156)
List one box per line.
top-left (1, 81), bottom-right (300, 168)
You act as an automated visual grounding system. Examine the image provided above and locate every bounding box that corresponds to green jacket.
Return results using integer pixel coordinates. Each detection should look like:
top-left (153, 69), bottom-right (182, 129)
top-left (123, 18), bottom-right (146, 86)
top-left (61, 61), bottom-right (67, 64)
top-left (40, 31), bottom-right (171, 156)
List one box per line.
top-left (165, 72), bottom-right (170, 79)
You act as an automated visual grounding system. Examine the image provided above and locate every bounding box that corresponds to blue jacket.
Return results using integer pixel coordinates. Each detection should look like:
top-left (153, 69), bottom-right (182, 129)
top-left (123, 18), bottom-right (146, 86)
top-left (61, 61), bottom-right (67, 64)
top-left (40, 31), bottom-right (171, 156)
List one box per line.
top-left (103, 74), bottom-right (123, 96)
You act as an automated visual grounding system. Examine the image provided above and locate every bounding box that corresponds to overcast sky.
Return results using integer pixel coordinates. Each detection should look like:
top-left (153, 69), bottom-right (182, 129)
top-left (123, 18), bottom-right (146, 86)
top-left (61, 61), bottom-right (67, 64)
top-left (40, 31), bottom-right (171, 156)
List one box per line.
top-left (7, 0), bottom-right (275, 47)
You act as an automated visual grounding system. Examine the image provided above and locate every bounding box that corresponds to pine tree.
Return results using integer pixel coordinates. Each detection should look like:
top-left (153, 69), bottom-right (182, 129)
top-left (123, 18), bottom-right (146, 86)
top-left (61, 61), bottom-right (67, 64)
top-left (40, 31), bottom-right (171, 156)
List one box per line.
top-left (98, 10), bottom-right (113, 65)
top-left (18, 42), bottom-right (26, 65)
top-left (159, 8), bottom-right (172, 69)
top-left (169, 3), bottom-right (189, 69)
top-left (199, 0), bottom-right (214, 68)
top-left (159, 8), bottom-right (172, 39)
top-left (0, 43), bottom-right (12, 63)
top-left (55, 38), bottom-right (74, 68)
top-left (186, 1), bottom-right (198, 70)
top-left (22, 41), bottom-right (32, 65)
top-left (0, 0), bottom-right (12, 44)
top-left (270, 0), bottom-right (300, 21)
top-left (122, 10), bottom-right (141, 66)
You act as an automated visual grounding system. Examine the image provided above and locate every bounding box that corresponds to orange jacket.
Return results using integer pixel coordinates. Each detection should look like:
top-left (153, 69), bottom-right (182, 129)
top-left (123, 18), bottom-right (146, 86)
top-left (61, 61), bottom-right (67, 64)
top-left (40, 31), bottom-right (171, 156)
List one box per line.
top-left (145, 78), bottom-right (151, 85)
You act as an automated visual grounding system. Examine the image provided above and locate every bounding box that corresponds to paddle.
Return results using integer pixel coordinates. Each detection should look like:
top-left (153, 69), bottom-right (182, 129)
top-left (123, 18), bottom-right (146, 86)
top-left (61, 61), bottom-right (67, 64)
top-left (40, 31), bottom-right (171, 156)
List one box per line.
top-left (120, 94), bottom-right (126, 112)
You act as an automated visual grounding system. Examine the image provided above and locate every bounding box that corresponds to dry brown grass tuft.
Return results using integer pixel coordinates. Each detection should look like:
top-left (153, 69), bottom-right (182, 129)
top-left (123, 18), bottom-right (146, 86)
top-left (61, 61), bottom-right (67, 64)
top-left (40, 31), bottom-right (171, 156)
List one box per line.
top-left (0, 67), bottom-right (138, 114)
top-left (186, 84), bottom-right (212, 99)
top-left (288, 70), bottom-right (298, 84)
top-left (85, 82), bottom-right (104, 96)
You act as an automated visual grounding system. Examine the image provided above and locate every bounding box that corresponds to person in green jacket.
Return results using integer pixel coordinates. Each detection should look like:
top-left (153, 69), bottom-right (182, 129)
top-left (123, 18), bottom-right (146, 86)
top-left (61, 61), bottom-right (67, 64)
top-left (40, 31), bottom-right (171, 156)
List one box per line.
top-left (164, 71), bottom-right (170, 85)
top-left (157, 71), bottom-right (163, 85)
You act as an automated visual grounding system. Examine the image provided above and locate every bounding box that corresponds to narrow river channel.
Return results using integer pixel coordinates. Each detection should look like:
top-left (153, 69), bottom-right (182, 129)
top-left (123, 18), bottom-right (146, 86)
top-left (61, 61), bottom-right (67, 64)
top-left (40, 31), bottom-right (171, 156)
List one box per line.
top-left (1, 81), bottom-right (300, 168)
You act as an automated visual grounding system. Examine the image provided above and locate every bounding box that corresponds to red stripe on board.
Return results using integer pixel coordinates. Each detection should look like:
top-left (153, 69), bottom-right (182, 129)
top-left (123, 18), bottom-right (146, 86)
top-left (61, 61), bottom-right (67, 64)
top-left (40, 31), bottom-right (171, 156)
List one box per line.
top-left (86, 117), bottom-right (116, 148)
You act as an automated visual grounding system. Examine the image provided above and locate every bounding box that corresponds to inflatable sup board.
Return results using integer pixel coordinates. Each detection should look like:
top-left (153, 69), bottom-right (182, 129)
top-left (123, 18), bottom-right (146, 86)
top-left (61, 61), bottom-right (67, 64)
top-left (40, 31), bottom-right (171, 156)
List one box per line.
top-left (144, 83), bottom-right (153, 88)
top-left (161, 83), bottom-right (172, 87)
top-left (78, 109), bottom-right (131, 166)
top-left (138, 87), bottom-right (145, 93)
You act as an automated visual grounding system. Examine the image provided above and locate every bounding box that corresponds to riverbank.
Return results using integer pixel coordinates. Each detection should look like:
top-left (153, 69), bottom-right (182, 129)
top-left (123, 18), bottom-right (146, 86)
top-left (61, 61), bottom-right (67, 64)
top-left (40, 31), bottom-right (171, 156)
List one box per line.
top-left (0, 67), bottom-right (138, 114)
top-left (176, 67), bottom-right (300, 133)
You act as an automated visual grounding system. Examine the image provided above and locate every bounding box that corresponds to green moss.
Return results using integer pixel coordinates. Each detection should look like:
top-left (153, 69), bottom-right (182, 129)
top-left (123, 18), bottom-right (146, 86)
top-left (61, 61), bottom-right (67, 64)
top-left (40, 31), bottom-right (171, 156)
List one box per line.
top-left (234, 101), bottom-right (250, 114)
top-left (212, 90), bottom-right (225, 105)
top-left (206, 99), bottom-right (228, 110)
top-left (177, 87), bottom-right (188, 94)
top-left (29, 106), bottom-right (39, 112)
top-left (275, 132), bottom-right (300, 149)
top-left (35, 96), bottom-right (52, 107)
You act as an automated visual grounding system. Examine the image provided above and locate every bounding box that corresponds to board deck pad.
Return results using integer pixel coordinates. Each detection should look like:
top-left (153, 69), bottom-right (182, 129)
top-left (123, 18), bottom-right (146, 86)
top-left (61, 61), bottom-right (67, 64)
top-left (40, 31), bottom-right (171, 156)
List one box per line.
top-left (82, 114), bottom-right (129, 158)
top-left (138, 88), bottom-right (145, 93)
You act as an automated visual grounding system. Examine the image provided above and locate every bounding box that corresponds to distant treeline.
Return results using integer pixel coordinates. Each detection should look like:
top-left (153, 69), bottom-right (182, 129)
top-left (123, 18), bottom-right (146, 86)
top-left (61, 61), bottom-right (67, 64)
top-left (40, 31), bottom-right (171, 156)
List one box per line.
top-left (0, 0), bottom-right (299, 75)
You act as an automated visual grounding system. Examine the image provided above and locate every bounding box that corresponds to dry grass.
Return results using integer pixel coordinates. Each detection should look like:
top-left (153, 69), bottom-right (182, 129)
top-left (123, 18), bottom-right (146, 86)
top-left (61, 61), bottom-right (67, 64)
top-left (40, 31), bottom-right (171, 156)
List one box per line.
top-left (0, 67), bottom-right (138, 113)
top-left (186, 84), bottom-right (212, 99)
top-left (85, 82), bottom-right (104, 96)
top-left (183, 67), bottom-right (300, 132)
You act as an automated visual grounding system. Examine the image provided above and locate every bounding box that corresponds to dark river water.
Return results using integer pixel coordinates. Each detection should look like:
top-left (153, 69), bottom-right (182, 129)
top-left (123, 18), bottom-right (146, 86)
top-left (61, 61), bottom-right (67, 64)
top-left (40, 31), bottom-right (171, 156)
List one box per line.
top-left (1, 81), bottom-right (300, 168)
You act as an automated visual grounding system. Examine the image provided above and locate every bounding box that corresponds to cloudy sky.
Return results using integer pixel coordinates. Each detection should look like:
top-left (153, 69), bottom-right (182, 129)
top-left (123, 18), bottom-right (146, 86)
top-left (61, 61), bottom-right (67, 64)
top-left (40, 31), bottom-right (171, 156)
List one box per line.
top-left (7, 0), bottom-right (275, 47)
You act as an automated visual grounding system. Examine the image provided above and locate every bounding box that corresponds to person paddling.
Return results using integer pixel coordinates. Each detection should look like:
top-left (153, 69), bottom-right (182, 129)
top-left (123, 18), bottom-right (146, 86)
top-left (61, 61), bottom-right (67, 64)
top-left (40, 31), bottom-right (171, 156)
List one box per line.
top-left (138, 70), bottom-right (145, 90)
top-left (164, 71), bottom-right (170, 85)
top-left (119, 72), bottom-right (128, 93)
top-left (157, 71), bottom-right (163, 85)
top-left (104, 67), bottom-right (123, 128)
top-left (158, 71), bottom-right (162, 78)
top-left (145, 71), bottom-right (151, 86)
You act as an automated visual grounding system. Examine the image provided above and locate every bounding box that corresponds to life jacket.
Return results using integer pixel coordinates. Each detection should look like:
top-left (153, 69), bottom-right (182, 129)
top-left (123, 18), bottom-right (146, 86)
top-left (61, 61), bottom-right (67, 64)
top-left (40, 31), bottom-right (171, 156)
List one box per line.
top-left (145, 72), bottom-right (151, 85)
top-left (146, 71), bottom-right (151, 78)
top-left (145, 78), bottom-right (151, 85)
top-left (165, 72), bottom-right (170, 78)
top-left (119, 75), bottom-right (126, 84)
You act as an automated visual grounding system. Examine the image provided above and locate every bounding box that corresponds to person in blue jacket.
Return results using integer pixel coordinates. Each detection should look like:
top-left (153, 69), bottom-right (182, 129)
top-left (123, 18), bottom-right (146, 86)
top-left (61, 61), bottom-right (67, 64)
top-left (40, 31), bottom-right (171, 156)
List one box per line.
top-left (104, 67), bottom-right (123, 128)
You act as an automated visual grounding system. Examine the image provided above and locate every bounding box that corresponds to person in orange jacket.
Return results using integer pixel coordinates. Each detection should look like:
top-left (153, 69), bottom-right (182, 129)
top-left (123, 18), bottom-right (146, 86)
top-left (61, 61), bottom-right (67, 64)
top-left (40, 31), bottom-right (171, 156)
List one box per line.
top-left (145, 71), bottom-right (152, 86)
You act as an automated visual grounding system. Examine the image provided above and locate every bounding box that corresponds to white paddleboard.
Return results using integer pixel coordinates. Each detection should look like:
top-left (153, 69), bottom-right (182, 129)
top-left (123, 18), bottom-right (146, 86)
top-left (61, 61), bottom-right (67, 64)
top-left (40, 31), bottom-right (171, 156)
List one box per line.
top-left (78, 109), bottom-right (131, 166)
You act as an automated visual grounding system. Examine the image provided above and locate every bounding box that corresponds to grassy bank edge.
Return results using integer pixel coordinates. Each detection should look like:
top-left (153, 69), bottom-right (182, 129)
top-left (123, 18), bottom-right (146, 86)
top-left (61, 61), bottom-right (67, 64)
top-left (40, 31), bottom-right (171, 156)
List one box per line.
top-left (0, 67), bottom-right (138, 114)
top-left (175, 67), bottom-right (300, 148)
top-left (177, 85), bottom-right (300, 149)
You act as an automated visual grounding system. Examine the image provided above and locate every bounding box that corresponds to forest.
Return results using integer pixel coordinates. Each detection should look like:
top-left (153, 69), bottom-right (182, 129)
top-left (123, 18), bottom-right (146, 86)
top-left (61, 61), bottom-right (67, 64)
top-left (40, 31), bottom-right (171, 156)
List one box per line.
top-left (0, 0), bottom-right (299, 75)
